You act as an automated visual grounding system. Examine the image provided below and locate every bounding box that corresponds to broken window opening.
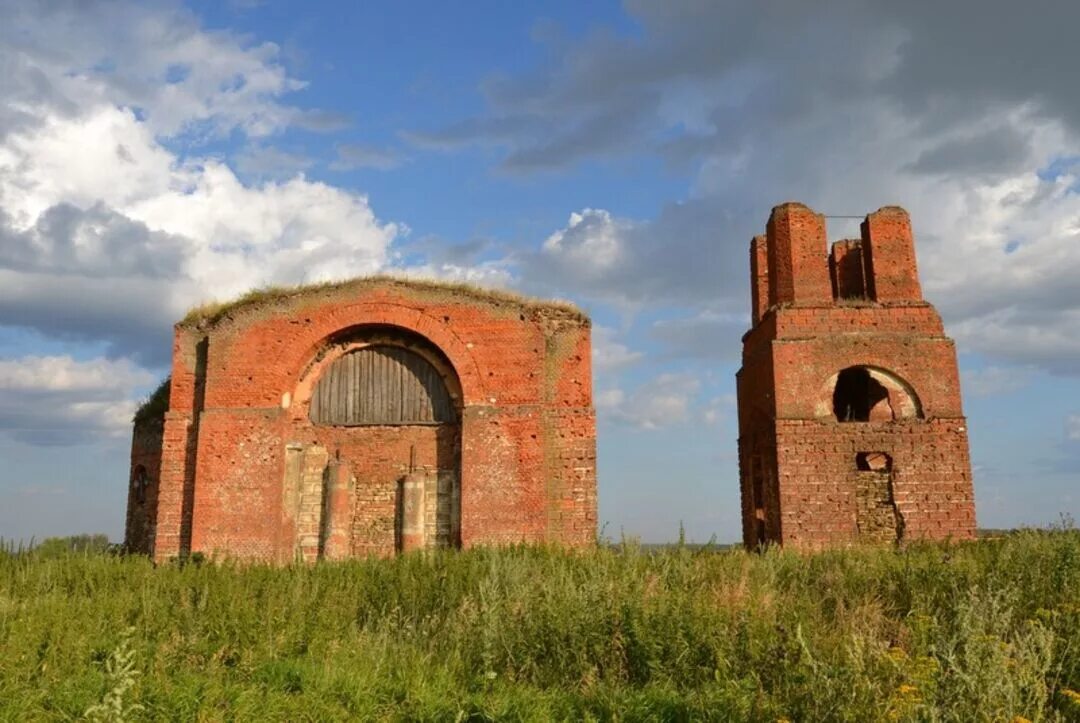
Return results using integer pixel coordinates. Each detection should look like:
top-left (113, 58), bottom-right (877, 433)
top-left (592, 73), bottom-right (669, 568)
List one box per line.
top-left (853, 451), bottom-right (902, 543)
top-left (833, 367), bottom-right (892, 422)
top-left (856, 451), bottom-right (892, 472)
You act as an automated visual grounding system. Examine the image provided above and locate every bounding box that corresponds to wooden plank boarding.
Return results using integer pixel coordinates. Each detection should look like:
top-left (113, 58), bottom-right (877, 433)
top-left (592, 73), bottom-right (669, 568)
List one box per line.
top-left (310, 345), bottom-right (456, 425)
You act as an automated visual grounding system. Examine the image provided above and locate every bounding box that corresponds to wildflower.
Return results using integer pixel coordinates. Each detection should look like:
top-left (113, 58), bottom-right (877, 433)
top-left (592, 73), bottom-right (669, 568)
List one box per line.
top-left (897, 684), bottom-right (918, 696)
top-left (1012, 717), bottom-right (1032, 723)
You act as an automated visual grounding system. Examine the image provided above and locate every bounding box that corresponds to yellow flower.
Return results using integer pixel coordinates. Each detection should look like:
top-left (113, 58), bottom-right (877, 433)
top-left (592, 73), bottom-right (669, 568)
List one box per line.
top-left (1062, 688), bottom-right (1080, 704)
top-left (1012, 716), bottom-right (1032, 723)
top-left (897, 684), bottom-right (918, 696)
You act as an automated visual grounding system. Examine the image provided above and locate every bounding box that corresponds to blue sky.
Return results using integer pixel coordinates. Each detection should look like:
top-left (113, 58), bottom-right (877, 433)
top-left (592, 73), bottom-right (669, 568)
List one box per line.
top-left (1, 0), bottom-right (1078, 544)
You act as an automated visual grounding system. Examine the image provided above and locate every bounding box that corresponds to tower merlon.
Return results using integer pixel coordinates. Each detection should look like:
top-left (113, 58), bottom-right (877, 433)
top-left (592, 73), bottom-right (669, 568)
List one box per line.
top-left (766, 202), bottom-right (832, 307)
top-left (861, 206), bottom-right (923, 302)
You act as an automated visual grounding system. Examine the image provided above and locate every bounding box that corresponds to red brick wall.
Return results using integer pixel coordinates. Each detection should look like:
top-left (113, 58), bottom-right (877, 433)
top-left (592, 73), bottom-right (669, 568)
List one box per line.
top-left (132, 280), bottom-right (596, 562)
top-left (766, 202), bottom-right (832, 306)
top-left (737, 203), bottom-right (977, 549)
top-left (773, 419), bottom-right (975, 547)
top-left (829, 239), bottom-right (867, 300)
top-left (308, 424), bottom-right (456, 559)
top-left (862, 207), bottom-right (923, 302)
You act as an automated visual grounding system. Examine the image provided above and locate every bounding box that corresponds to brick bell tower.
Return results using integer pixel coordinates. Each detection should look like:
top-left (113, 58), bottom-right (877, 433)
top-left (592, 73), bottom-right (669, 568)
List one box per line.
top-left (736, 203), bottom-right (977, 548)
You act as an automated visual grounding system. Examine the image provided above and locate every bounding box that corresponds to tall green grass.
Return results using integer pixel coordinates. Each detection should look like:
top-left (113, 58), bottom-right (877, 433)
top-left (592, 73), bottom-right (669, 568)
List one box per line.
top-left (1, 531), bottom-right (1078, 721)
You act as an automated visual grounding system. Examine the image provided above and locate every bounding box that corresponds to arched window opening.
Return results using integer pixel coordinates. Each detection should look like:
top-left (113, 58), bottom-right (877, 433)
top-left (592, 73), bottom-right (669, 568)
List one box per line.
top-left (816, 367), bottom-right (922, 421)
top-left (833, 367), bottom-right (891, 422)
top-left (132, 465), bottom-right (149, 504)
top-left (309, 345), bottom-right (456, 426)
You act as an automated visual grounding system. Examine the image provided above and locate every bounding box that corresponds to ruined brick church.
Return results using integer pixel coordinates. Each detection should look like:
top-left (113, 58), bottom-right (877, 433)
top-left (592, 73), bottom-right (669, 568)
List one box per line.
top-left (126, 203), bottom-right (976, 559)
top-left (125, 278), bottom-right (596, 562)
top-left (737, 203), bottom-right (976, 548)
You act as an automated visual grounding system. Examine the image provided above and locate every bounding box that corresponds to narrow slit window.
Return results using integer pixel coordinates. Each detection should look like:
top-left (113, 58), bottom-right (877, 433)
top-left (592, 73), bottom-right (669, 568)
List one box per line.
top-left (132, 465), bottom-right (149, 504)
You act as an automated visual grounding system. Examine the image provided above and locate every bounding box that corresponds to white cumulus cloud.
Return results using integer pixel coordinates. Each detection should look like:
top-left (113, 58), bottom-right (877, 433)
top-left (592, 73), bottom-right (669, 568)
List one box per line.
top-left (0, 355), bottom-right (155, 446)
top-left (592, 326), bottom-right (643, 373)
top-left (599, 373), bottom-right (702, 429)
top-left (542, 209), bottom-right (627, 271)
top-left (0, 3), bottom-right (401, 367)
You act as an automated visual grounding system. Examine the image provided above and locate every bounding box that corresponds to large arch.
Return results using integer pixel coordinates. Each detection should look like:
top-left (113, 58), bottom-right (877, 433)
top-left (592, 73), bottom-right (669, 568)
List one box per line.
top-left (282, 301), bottom-right (486, 408)
top-left (290, 324), bottom-right (464, 421)
top-left (815, 365), bottom-right (923, 422)
top-left (289, 324), bottom-right (463, 556)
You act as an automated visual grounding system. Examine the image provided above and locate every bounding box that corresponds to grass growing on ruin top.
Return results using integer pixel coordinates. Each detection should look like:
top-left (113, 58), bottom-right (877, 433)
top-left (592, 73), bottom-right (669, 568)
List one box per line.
top-left (179, 275), bottom-right (587, 329)
top-left (2, 530), bottom-right (1079, 721)
top-left (131, 377), bottom-right (171, 427)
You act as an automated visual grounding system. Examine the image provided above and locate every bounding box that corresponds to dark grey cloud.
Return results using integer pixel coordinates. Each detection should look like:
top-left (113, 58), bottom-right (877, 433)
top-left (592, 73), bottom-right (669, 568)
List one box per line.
top-left (402, 234), bottom-right (500, 268)
top-left (292, 109), bottom-right (352, 133)
top-left (904, 126), bottom-right (1034, 178)
top-left (330, 143), bottom-right (405, 171)
top-left (412, 1), bottom-right (1080, 172)
top-left (649, 312), bottom-right (744, 363)
top-left (498, 90), bottom-right (659, 173)
top-left (403, 115), bottom-right (542, 152)
top-left (0, 389), bottom-right (121, 447)
top-left (0, 42), bottom-right (82, 140)
top-left (408, 1), bottom-right (890, 171)
top-left (521, 198), bottom-right (753, 309)
top-left (0, 203), bottom-right (189, 278)
top-left (877, 4), bottom-right (1080, 132)
top-left (411, 0), bottom-right (1080, 378)
top-left (0, 271), bottom-right (175, 366)
top-left (233, 144), bottom-right (315, 180)
top-left (0, 201), bottom-right (184, 365)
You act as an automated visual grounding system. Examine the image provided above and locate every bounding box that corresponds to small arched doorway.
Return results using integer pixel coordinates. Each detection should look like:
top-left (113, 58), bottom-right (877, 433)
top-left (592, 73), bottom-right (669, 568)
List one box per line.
top-left (296, 326), bottom-right (462, 558)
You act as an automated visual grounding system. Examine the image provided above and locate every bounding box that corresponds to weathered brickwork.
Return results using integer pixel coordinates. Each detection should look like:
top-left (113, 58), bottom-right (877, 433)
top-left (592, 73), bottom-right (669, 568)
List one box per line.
top-left (125, 278), bottom-right (597, 562)
top-left (737, 203), bottom-right (977, 549)
top-left (124, 424), bottom-right (162, 552)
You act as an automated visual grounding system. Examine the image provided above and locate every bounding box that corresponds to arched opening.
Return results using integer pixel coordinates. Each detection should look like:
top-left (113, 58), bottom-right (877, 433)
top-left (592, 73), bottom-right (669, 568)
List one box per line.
top-left (309, 345), bottom-right (457, 426)
top-left (830, 366), bottom-right (922, 422)
top-left (291, 326), bottom-right (462, 558)
top-left (833, 367), bottom-right (889, 421)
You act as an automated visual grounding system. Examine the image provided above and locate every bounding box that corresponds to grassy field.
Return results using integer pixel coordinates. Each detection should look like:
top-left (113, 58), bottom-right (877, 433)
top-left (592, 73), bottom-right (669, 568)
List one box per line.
top-left (1, 531), bottom-right (1079, 721)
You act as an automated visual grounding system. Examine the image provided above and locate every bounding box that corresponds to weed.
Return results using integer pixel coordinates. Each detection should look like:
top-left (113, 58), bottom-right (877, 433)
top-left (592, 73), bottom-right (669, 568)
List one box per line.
top-left (0, 531), bottom-right (1077, 719)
